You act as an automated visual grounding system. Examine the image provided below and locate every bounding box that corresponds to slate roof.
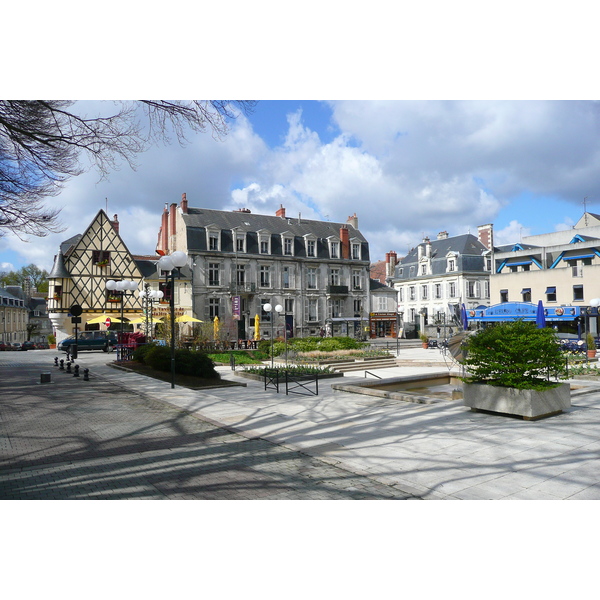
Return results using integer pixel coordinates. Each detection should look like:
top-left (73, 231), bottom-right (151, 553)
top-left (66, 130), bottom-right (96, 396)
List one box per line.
top-left (394, 233), bottom-right (488, 279)
top-left (183, 208), bottom-right (370, 261)
top-left (370, 278), bottom-right (396, 292)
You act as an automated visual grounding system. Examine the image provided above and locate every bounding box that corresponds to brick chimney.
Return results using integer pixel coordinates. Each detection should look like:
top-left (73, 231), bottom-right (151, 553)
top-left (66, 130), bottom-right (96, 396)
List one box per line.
top-left (437, 231), bottom-right (449, 240)
top-left (477, 224), bottom-right (493, 250)
top-left (169, 203), bottom-right (177, 236)
top-left (156, 203), bottom-right (169, 255)
top-left (181, 192), bottom-right (188, 214)
top-left (276, 204), bottom-right (286, 218)
top-left (340, 226), bottom-right (350, 259)
top-left (385, 251), bottom-right (398, 278)
top-left (111, 214), bottom-right (119, 234)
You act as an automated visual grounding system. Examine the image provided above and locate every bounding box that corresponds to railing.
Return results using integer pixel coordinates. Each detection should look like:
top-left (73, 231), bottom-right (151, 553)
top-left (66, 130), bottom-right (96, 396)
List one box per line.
top-left (262, 368), bottom-right (319, 396)
top-left (364, 371), bottom-right (382, 379)
top-left (326, 285), bottom-right (349, 295)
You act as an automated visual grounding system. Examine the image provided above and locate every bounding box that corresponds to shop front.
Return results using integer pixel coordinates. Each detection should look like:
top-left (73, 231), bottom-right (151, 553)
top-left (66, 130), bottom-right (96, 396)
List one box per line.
top-left (369, 312), bottom-right (400, 338)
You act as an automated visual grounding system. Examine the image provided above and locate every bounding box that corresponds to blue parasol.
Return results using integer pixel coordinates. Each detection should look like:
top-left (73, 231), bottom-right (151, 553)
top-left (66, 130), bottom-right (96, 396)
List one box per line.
top-left (461, 303), bottom-right (468, 330)
top-left (536, 300), bottom-right (546, 328)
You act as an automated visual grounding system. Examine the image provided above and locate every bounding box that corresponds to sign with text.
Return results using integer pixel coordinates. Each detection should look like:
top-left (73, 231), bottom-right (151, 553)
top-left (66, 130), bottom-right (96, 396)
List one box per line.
top-left (232, 295), bottom-right (241, 320)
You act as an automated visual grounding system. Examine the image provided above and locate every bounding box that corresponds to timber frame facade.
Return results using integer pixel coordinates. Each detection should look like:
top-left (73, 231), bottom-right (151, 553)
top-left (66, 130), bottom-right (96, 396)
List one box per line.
top-left (47, 210), bottom-right (146, 343)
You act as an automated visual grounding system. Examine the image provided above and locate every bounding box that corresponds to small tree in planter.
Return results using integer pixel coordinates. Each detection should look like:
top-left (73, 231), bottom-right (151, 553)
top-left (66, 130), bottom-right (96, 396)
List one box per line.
top-left (586, 332), bottom-right (596, 358)
top-left (461, 320), bottom-right (570, 419)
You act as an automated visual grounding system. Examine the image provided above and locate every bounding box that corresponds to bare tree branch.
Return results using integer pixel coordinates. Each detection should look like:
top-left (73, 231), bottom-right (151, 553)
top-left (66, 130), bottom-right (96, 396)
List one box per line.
top-left (0, 100), bottom-right (257, 238)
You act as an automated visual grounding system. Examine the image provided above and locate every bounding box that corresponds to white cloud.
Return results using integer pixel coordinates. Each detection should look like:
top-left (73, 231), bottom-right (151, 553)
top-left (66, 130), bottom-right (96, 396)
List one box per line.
top-left (494, 220), bottom-right (531, 246)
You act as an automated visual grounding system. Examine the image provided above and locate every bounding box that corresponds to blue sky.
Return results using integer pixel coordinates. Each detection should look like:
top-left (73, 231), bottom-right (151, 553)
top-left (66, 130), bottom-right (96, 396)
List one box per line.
top-left (2, 100), bottom-right (599, 275)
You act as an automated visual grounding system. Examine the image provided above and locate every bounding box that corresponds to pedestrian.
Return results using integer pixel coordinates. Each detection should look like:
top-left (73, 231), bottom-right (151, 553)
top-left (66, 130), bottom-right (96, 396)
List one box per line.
top-left (436, 326), bottom-right (441, 339)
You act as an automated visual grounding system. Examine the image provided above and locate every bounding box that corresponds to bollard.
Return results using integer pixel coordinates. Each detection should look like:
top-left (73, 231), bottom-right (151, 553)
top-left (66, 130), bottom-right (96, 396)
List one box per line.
top-left (66, 361), bottom-right (72, 374)
top-left (54, 357), bottom-right (59, 366)
top-left (59, 359), bottom-right (64, 370)
top-left (40, 373), bottom-right (52, 384)
top-left (83, 368), bottom-right (90, 381)
top-left (73, 364), bottom-right (80, 377)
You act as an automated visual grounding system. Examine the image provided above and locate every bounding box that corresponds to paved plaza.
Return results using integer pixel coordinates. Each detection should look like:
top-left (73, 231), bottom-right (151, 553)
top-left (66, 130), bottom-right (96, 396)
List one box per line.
top-left (2, 345), bottom-right (600, 499)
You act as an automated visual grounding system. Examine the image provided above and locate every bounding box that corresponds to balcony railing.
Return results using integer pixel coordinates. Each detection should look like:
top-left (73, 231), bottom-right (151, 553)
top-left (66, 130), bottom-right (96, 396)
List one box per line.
top-left (326, 285), bottom-right (349, 295)
top-left (229, 282), bottom-right (256, 294)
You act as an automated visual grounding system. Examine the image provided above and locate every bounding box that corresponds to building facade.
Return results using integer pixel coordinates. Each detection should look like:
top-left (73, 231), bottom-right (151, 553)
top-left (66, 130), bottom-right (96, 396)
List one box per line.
top-left (388, 225), bottom-right (493, 336)
top-left (369, 278), bottom-right (400, 338)
top-left (490, 212), bottom-right (600, 336)
top-left (0, 286), bottom-right (28, 345)
top-left (155, 195), bottom-right (371, 340)
top-left (46, 210), bottom-right (191, 343)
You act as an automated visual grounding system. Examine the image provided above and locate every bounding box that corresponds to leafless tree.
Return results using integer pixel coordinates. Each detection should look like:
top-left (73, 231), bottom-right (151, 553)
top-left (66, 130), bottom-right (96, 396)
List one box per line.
top-left (0, 100), bottom-right (257, 238)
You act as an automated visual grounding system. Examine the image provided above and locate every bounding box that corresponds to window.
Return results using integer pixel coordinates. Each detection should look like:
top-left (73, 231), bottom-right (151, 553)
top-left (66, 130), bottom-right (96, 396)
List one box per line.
top-left (420, 263), bottom-right (427, 275)
top-left (352, 243), bottom-right (360, 260)
top-left (285, 298), bottom-right (294, 313)
top-left (434, 283), bottom-right (442, 299)
top-left (283, 266), bottom-right (292, 289)
top-left (485, 257), bottom-right (492, 271)
top-left (307, 267), bottom-right (317, 289)
top-left (306, 239), bottom-right (316, 257)
top-left (209, 298), bottom-right (220, 318)
top-left (377, 297), bottom-right (388, 311)
top-left (236, 264), bottom-right (246, 285)
top-left (467, 281), bottom-right (479, 298)
top-left (500, 289), bottom-right (508, 303)
top-left (307, 298), bottom-right (318, 322)
top-left (209, 232), bottom-right (219, 251)
top-left (421, 284), bottom-right (428, 300)
top-left (330, 241), bottom-right (339, 258)
top-left (260, 265), bottom-right (271, 287)
top-left (484, 281), bottom-right (490, 298)
top-left (261, 299), bottom-right (272, 322)
top-left (522, 288), bottom-right (531, 302)
top-left (409, 286), bottom-right (416, 300)
top-left (573, 285), bottom-right (584, 301)
top-left (448, 258), bottom-right (456, 272)
top-left (283, 238), bottom-right (293, 256)
top-left (352, 270), bottom-right (362, 290)
top-left (236, 236), bottom-right (245, 252)
top-left (260, 236), bottom-right (270, 254)
top-left (329, 299), bottom-right (342, 318)
top-left (208, 263), bottom-right (220, 286)
top-left (353, 298), bottom-right (362, 314)
top-left (330, 268), bottom-right (340, 286)
top-left (398, 288), bottom-right (404, 302)
top-left (571, 261), bottom-right (583, 277)
top-left (546, 286), bottom-right (557, 302)
top-left (449, 282), bottom-right (456, 298)
top-left (92, 250), bottom-right (110, 266)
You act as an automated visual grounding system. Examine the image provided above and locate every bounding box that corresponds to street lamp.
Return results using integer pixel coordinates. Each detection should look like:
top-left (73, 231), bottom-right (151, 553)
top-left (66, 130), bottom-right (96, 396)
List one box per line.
top-left (157, 251), bottom-right (188, 388)
top-left (138, 283), bottom-right (164, 339)
top-left (263, 302), bottom-right (283, 368)
top-left (106, 278), bottom-right (139, 361)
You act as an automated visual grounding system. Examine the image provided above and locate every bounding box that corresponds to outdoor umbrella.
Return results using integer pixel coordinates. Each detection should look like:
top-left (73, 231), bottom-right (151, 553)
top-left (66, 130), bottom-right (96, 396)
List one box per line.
top-left (254, 314), bottom-right (260, 340)
top-left (86, 314), bottom-right (123, 324)
top-left (128, 316), bottom-right (163, 324)
top-left (175, 315), bottom-right (204, 323)
top-left (460, 304), bottom-right (469, 330)
top-left (447, 331), bottom-right (470, 363)
top-left (536, 300), bottom-right (546, 328)
top-left (213, 315), bottom-right (220, 338)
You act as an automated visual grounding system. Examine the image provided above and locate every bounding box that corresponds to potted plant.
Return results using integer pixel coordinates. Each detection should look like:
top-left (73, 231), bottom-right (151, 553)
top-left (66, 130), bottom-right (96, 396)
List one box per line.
top-left (419, 332), bottom-right (429, 349)
top-left (586, 332), bottom-right (597, 359)
top-left (460, 320), bottom-right (570, 420)
top-left (48, 334), bottom-right (56, 349)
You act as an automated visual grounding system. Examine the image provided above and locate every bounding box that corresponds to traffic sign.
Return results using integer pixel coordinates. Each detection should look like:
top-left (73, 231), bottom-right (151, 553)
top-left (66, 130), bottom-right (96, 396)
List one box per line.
top-left (105, 318), bottom-right (111, 328)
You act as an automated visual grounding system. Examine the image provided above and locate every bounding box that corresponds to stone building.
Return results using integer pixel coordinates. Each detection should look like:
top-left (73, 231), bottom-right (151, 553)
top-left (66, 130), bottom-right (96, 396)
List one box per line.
top-left (0, 286), bottom-right (28, 345)
top-left (155, 194), bottom-right (371, 340)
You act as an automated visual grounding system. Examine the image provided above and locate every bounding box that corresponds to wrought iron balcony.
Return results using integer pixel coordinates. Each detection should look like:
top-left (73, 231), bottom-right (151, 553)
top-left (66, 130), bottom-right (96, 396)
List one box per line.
top-left (326, 285), bottom-right (349, 295)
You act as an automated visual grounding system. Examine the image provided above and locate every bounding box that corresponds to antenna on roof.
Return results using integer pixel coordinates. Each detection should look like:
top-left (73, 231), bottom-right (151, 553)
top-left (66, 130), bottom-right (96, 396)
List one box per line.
top-left (584, 196), bottom-right (589, 225)
top-left (105, 198), bottom-right (108, 213)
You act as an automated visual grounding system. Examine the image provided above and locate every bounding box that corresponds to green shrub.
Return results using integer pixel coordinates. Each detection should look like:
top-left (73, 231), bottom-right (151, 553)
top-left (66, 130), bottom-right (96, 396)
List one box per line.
top-left (132, 342), bottom-right (157, 364)
top-left (461, 320), bottom-right (566, 390)
top-left (143, 345), bottom-right (218, 379)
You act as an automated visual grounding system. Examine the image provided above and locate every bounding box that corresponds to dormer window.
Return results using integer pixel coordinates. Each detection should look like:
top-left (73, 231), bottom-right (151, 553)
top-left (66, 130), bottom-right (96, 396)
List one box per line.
top-left (207, 229), bottom-right (220, 251)
top-left (306, 239), bottom-right (316, 257)
top-left (420, 263), bottom-right (427, 275)
top-left (447, 258), bottom-right (456, 272)
top-left (234, 230), bottom-right (246, 253)
top-left (283, 237), bottom-right (293, 256)
top-left (330, 241), bottom-right (339, 259)
top-left (258, 231), bottom-right (271, 254)
top-left (351, 243), bottom-right (360, 260)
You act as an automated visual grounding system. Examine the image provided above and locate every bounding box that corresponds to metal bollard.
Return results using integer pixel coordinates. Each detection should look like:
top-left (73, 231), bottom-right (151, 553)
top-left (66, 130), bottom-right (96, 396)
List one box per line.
top-left (54, 357), bottom-right (59, 366)
top-left (59, 359), bottom-right (65, 370)
top-left (40, 373), bottom-right (52, 384)
top-left (83, 368), bottom-right (90, 381)
top-left (73, 364), bottom-right (80, 377)
top-left (66, 361), bottom-right (72, 374)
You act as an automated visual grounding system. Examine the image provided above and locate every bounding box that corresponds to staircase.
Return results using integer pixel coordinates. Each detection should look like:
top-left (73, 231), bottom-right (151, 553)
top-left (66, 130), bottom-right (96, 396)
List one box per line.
top-left (324, 357), bottom-right (400, 373)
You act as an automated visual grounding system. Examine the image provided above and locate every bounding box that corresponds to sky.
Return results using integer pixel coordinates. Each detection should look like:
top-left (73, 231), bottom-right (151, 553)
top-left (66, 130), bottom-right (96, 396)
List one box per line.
top-left (2, 100), bottom-right (600, 275)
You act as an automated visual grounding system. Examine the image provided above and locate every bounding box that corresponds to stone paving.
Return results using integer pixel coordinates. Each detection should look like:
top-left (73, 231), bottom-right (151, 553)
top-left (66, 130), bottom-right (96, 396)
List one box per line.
top-left (0, 352), bottom-right (416, 500)
top-left (3, 346), bottom-right (600, 500)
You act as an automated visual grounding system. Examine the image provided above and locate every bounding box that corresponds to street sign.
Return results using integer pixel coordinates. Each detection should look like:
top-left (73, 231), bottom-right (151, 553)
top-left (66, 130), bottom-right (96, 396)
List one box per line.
top-left (105, 318), bottom-right (111, 328)
top-left (71, 317), bottom-right (82, 324)
top-left (70, 304), bottom-right (83, 317)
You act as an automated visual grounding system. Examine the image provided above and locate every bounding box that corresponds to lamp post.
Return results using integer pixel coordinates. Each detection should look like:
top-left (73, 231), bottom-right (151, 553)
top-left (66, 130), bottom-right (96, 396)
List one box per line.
top-left (263, 302), bottom-right (283, 368)
top-left (138, 283), bottom-right (164, 339)
top-left (157, 251), bottom-right (188, 389)
top-left (106, 279), bottom-right (139, 361)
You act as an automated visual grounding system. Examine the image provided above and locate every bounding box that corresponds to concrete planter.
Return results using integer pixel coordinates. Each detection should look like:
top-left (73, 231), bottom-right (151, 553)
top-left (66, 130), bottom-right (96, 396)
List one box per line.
top-left (463, 381), bottom-right (571, 420)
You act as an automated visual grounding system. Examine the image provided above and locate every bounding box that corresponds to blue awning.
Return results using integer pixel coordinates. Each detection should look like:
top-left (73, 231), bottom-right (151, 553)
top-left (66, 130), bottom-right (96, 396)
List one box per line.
top-left (521, 288), bottom-right (531, 294)
top-left (506, 261), bottom-right (532, 266)
top-left (545, 287), bottom-right (556, 293)
top-left (563, 254), bottom-right (594, 260)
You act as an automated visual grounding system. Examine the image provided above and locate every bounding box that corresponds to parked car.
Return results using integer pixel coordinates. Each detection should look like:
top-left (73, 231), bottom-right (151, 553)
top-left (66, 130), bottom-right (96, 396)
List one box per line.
top-left (12, 342), bottom-right (24, 351)
top-left (0, 342), bottom-right (10, 351)
top-left (58, 331), bottom-right (117, 353)
top-left (22, 341), bottom-right (36, 350)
